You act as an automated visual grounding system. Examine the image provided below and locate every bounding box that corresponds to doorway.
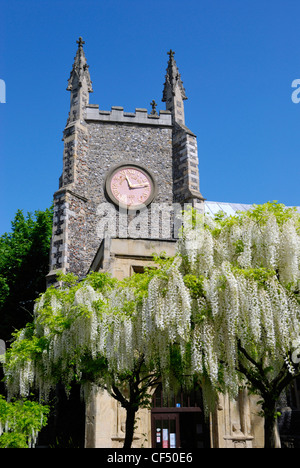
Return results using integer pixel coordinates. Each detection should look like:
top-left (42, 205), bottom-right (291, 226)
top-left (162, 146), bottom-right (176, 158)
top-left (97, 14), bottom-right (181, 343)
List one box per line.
top-left (151, 385), bottom-right (210, 448)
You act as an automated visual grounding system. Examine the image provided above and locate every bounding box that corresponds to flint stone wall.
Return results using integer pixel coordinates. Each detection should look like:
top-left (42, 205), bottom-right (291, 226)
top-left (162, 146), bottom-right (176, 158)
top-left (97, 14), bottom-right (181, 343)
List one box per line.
top-left (50, 111), bottom-right (174, 279)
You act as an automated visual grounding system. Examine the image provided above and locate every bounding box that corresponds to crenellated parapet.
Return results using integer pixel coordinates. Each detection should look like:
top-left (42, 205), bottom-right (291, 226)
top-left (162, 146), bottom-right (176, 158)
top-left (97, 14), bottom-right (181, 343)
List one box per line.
top-left (85, 105), bottom-right (172, 127)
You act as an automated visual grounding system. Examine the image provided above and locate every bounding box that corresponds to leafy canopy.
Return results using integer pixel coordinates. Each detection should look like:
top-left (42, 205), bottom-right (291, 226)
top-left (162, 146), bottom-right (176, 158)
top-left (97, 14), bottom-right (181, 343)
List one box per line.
top-left (0, 207), bottom-right (53, 340)
top-left (0, 395), bottom-right (49, 448)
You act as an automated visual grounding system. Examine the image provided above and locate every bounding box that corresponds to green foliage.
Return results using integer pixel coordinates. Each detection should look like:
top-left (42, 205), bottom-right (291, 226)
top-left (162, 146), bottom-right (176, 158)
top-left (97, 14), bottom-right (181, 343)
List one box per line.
top-left (232, 267), bottom-right (277, 287)
top-left (85, 271), bottom-right (118, 291)
top-left (0, 395), bottom-right (50, 448)
top-left (55, 270), bottom-right (79, 288)
top-left (119, 253), bottom-right (175, 305)
top-left (213, 201), bottom-right (297, 230)
top-left (245, 201), bottom-right (297, 226)
top-left (183, 274), bottom-right (206, 299)
top-left (5, 324), bottom-right (46, 368)
top-left (0, 207), bottom-right (53, 341)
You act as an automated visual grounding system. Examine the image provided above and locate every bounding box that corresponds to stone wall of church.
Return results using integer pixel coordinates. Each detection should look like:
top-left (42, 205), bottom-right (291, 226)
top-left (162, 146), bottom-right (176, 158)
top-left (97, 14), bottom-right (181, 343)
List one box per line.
top-left (49, 115), bottom-right (174, 279)
top-left (84, 121), bottom-right (173, 206)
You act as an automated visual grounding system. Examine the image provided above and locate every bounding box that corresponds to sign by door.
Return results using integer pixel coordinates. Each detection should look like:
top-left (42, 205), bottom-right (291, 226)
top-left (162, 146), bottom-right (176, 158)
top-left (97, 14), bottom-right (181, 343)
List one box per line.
top-left (162, 428), bottom-right (169, 448)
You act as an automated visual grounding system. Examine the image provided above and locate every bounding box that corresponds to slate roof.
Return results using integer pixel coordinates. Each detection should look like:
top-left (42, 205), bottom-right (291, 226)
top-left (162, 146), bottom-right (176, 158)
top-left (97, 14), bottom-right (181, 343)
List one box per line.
top-left (205, 201), bottom-right (300, 216)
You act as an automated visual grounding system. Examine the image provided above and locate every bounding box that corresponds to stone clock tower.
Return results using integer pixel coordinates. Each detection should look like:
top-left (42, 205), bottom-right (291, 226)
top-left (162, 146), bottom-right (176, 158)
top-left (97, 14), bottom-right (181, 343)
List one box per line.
top-left (47, 39), bottom-right (204, 285)
top-left (47, 39), bottom-right (260, 449)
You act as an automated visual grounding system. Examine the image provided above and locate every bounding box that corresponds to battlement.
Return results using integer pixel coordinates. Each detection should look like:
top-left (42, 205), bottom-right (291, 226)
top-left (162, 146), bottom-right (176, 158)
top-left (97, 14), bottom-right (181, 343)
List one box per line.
top-left (85, 104), bottom-right (172, 127)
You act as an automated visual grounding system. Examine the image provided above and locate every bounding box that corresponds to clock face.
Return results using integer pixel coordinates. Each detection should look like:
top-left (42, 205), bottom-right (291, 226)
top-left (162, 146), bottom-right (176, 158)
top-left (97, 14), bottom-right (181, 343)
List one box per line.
top-left (106, 165), bottom-right (156, 209)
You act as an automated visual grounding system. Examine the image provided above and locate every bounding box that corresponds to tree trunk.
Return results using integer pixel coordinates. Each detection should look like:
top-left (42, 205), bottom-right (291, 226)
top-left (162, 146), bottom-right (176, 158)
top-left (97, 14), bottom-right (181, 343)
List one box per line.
top-left (263, 401), bottom-right (281, 449)
top-left (123, 406), bottom-right (137, 449)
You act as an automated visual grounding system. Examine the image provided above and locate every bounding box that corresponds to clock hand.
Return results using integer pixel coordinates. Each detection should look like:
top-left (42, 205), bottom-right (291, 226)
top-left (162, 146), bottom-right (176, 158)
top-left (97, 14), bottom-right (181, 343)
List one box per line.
top-left (125, 174), bottom-right (149, 189)
top-left (129, 183), bottom-right (150, 189)
top-left (125, 174), bottom-right (133, 188)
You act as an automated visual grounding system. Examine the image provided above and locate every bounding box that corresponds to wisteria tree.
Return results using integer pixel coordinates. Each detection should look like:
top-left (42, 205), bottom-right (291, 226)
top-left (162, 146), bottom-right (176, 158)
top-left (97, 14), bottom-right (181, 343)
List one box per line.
top-left (178, 202), bottom-right (300, 448)
top-left (3, 202), bottom-right (300, 449)
top-left (3, 263), bottom-right (191, 449)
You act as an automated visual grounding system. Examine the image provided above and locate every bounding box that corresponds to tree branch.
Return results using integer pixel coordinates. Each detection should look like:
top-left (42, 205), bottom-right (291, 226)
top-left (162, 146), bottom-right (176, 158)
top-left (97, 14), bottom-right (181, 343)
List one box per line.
top-left (273, 360), bottom-right (300, 397)
top-left (111, 384), bottom-right (129, 409)
top-left (236, 360), bottom-right (268, 397)
top-left (237, 340), bottom-right (265, 376)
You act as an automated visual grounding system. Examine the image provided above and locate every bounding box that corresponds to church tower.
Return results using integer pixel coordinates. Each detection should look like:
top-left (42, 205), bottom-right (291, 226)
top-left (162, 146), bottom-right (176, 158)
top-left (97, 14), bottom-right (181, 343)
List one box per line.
top-left (46, 39), bottom-right (261, 449)
top-left (47, 39), bottom-right (204, 284)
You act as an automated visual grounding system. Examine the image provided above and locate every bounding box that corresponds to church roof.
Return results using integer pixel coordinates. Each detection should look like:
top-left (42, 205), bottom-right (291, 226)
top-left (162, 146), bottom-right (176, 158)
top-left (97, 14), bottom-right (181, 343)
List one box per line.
top-left (205, 201), bottom-right (300, 216)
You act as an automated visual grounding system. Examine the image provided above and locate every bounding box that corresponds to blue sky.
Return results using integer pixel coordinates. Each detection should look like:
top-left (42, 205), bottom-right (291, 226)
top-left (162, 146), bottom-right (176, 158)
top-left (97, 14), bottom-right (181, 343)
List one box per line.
top-left (0, 0), bottom-right (300, 235)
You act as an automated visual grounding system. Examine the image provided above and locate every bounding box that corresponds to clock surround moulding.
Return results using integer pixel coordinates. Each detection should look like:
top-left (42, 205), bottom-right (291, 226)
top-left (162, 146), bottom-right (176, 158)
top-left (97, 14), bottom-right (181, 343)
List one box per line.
top-left (105, 162), bottom-right (158, 211)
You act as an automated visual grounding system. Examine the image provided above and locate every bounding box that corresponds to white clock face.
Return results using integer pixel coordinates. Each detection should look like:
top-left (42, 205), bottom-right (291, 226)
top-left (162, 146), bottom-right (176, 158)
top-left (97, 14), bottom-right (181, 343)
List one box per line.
top-left (106, 164), bottom-right (156, 209)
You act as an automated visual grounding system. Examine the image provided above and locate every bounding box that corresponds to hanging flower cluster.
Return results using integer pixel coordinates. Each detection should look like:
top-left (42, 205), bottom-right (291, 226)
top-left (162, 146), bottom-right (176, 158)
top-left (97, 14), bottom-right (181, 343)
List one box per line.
top-left (178, 202), bottom-right (300, 400)
top-left (4, 262), bottom-right (192, 403)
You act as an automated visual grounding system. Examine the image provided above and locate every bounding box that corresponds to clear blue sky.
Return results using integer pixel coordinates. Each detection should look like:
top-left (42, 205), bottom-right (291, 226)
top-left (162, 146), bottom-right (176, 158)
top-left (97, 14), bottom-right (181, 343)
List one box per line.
top-left (1, 0), bottom-right (300, 235)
